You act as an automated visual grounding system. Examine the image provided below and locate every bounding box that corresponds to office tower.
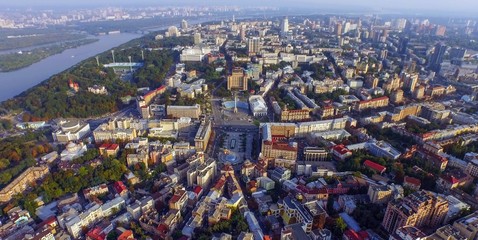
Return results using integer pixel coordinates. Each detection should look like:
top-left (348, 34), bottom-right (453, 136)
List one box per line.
top-left (399, 37), bottom-right (409, 55)
top-left (281, 17), bottom-right (289, 36)
top-left (343, 22), bottom-right (351, 34)
top-left (336, 22), bottom-right (343, 37)
top-left (193, 33), bottom-right (202, 45)
top-left (428, 43), bottom-right (447, 72)
top-left (227, 68), bottom-right (248, 91)
top-left (382, 190), bottom-right (448, 234)
top-left (450, 47), bottom-right (466, 65)
top-left (247, 37), bottom-right (260, 56)
top-left (240, 25), bottom-right (246, 41)
top-left (181, 19), bottom-right (188, 30)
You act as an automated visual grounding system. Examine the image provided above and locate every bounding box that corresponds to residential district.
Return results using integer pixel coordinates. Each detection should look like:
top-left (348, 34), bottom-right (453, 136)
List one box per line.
top-left (2, 14), bottom-right (478, 240)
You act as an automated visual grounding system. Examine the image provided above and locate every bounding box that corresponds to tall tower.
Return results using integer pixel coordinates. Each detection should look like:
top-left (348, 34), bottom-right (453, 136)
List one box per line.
top-left (336, 22), bottom-right (343, 37)
top-left (281, 17), bottom-right (289, 37)
top-left (428, 43), bottom-right (447, 72)
top-left (247, 37), bottom-right (260, 56)
top-left (181, 19), bottom-right (188, 30)
top-left (240, 25), bottom-right (246, 41)
top-left (194, 33), bottom-right (202, 45)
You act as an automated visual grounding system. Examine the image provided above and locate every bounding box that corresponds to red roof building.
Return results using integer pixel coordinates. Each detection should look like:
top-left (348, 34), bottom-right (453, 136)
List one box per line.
top-left (113, 181), bottom-right (128, 196)
top-left (403, 176), bottom-right (421, 190)
top-left (332, 144), bottom-right (352, 161)
top-left (86, 227), bottom-right (106, 240)
top-left (363, 160), bottom-right (386, 174)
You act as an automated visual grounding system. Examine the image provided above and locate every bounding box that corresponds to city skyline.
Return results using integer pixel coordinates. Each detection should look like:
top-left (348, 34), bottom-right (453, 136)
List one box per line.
top-left (1, 0), bottom-right (478, 15)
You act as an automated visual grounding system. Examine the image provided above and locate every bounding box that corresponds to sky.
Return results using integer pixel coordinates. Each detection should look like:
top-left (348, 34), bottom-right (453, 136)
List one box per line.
top-left (1, 0), bottom-right (478, 15)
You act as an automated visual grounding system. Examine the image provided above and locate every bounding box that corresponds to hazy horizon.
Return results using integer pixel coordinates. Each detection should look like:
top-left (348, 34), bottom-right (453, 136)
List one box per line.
top-left (1, 0), bottom-right (478, 15)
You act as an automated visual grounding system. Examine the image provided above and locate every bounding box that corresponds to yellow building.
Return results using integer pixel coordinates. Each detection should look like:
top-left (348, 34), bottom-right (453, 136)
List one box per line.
top-left (227, 68), bottom-right (248, 91)
top-left (0, 166), bottom-right (49, 202)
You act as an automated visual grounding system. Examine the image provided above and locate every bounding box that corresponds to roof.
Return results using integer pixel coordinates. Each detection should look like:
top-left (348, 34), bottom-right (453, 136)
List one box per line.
top-left (113, 181), bottom-right (127, 194)
top-left (193, 186), bottom-right (203, 195)
top-left (404, 176), bottom-right (421, 186)
top-left (332, 144), bottom-right (351, 155)
top-left (363, 160), bottom-right (386, 173)
top-left (86, 227), bottom-right (106, 240)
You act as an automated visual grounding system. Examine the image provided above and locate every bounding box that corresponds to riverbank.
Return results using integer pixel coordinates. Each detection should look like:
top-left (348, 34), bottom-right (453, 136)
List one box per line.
top-left (0, 33), bottom-right (142, 102)
top-left (0, 38), bottom-right (99, 72)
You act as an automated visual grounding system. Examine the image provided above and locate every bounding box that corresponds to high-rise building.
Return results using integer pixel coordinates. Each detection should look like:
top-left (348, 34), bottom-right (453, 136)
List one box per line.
top-left (181, 19), bottom-right (188, 30)
top-left (227, 68), bottom-right (248, 91)
top-left (449, 47), bottom-right (466, 65)
top-left (239, 25), bottom-right (246, 41)
top-left (193, 32), bottom-right (202, 45)
top-left (247, 37), bottom-right (261, 56)
top-left (399, 37), bottom-right (409, 55)
top-left (413, 85), bottom-right (425, 100)
top-left (428, 43), bottom-right (447, 72)
top-left (382, 190), bottom-right (448, 234)
top-left (281, 17), bottom-right (289, 36)
top-left (336, 22), bottom-right (343, 37)
top-left (194, 120), bottom-right (212, 152)
top-left (402, 73), bottom-right (419, 93)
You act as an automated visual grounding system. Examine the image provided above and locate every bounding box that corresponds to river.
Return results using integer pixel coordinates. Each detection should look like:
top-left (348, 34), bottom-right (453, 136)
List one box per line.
top-left (0, 33), bottom-right (142, 102)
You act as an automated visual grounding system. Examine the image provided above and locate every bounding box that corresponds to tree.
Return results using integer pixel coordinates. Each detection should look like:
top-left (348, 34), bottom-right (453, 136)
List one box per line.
top-left (334, 217), bottom-right (347, 236)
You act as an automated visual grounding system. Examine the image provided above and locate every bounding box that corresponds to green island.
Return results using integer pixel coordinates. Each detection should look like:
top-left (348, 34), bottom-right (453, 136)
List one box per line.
top-left (0, 38), bottom-right (99, 72)
top-left (0, 30), bottom-right (89, 51)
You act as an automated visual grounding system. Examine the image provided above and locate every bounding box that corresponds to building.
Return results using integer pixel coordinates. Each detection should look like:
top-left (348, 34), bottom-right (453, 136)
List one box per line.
top-left (467, 159), bottom-right (478, 178)
top-left (278, 196), bottom-right (313, 233)
top-left (169, 189), bottom-right (188, 211)
top-left (280, 109), bottom-right (310, 122)
top-left (52, 119), bottom-right (91, 143)
top-left (390, 226), bottom-right (426, 240)
top-left (98, 143), bottom-right (120, 157)
top-left (261, 141), bottom-right (298, 162)
top-left (367, 185), bottom-right (392, 204)
top-left (428, 43), bottom-right (447, 72)
top-left (193, 32), bottom-right (202, 45)
top-left (0, 166), bottom-right (49, 202)
top-left (303, 147), bottom-right (328, 162)
top-left (249, 95), bottom-right (268, 117)
top-left (363, 160), bottom-right (386, 174)
top-left (167, 104), bottom-right (201, 119)
top-left (281, 17), bottom-right (289, 36)
top-left (247, 37), bottom-right (260, 56)
top-left (331, 144), bottom-right (352, 161)
top-left (381, 190), bottom-right (448, 234)
top-left (355, 96), bottom-right (389, 111)
top-left (194, 120), bottom-right (212, 152)
top-left (227, 68), bottom-right (248, 91)
top-left (181, 19), bottom-right (188, 30)
top-left (413, 85), bottom-right (425, 100)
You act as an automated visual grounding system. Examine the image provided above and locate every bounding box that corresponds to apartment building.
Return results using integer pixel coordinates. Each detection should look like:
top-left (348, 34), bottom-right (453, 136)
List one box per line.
top-left (354, 96), bottom-right (389, 111)
top-left (194, 120), bottom-right (212, 152)
top-left (382, 190), bottom-right (448, 234)
top-left (0, 166), bottom-right (49, 203)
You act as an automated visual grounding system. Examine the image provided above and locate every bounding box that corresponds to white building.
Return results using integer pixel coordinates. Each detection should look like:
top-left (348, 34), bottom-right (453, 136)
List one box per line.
top-left (249, 95), bottom-right (268, 117)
